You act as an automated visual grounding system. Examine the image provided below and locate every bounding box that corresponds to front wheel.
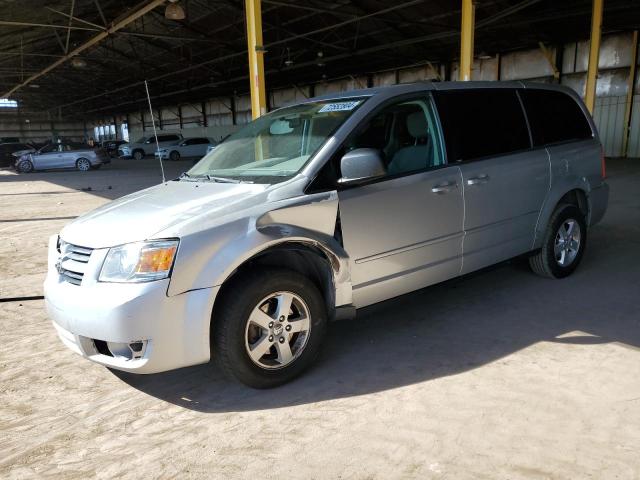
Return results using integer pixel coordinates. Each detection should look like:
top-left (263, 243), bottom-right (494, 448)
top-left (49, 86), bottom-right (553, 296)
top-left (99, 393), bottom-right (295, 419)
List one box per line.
top-left (133, 150), bottom-right (144, 161)
top-left (529, 204), bottom-right (587, 278)
top-left (213, 269), bottom-right (327, 388)
top-left (17, 159), bottom-right (34, 173)
top-left (169, 150), bottom-right (180, 161)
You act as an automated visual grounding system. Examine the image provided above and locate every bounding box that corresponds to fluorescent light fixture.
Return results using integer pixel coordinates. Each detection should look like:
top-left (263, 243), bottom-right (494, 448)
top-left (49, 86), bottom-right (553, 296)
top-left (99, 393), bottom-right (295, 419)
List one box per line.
top-left (0, 98), bottom-right (18, 108)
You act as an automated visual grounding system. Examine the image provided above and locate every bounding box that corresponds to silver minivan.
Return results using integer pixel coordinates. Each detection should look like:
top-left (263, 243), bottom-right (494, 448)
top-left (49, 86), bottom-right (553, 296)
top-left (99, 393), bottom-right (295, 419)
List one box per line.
top-left (45, 82), bottom-right (609, 388)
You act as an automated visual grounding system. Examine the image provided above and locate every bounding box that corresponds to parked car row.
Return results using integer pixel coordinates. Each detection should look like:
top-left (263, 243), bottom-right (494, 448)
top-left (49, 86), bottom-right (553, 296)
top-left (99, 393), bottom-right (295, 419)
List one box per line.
top-left (117, 134), bottom-right (216, 160)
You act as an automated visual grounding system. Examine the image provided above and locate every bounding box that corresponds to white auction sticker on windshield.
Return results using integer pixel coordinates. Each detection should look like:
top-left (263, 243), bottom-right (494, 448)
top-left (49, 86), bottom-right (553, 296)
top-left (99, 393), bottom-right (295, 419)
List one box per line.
top-left (318, 101), bottom-right (361, 113)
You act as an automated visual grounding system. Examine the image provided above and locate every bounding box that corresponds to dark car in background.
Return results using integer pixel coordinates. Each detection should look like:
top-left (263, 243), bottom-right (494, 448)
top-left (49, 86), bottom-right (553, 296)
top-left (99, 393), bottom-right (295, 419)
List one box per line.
top-left (0, 142), bottom-right (36, 168)
top-left (100, 139), bottom-right (127, 158)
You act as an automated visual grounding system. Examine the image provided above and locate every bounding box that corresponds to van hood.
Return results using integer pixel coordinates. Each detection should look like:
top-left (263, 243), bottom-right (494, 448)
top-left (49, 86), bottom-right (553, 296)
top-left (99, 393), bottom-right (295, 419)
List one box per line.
top-left (60, 180), bottom-right (268, 248)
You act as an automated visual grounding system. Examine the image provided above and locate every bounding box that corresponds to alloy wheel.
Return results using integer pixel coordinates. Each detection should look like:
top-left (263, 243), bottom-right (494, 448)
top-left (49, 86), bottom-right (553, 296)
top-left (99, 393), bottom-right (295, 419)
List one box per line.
top-left (554, 218), bottom-right (581, 267)
top-left (77, 158), bottom-right (91, 171)
top-left (244, 291), bottom-right (311, 370)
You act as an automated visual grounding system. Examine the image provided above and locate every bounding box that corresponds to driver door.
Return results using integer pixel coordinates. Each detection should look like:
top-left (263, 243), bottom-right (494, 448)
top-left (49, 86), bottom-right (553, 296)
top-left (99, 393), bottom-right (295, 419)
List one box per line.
top-left (32, 145), bottom-right (60, 169)
top-left (336, 95), bottom-right (464, 308)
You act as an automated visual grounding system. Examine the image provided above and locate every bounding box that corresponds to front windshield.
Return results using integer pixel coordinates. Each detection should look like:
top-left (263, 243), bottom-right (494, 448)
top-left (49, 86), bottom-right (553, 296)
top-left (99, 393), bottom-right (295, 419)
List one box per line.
top-left (187, 98), bottom-right (365, 183)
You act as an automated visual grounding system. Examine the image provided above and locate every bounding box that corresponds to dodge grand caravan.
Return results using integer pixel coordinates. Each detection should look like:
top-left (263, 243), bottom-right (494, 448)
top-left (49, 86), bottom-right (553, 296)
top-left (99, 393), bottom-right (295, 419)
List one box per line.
top-left (45, 82), bottom-right (609, 388)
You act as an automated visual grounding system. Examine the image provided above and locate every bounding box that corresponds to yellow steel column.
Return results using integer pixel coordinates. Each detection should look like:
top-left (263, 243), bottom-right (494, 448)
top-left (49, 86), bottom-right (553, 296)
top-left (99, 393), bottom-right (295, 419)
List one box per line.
top-left (622, 30), bottom-right (638, 158)
top-left (459, 0), bottom-right (475, 81)
top-left (245, 0), bottom-right (267, 119)
top-left (585, 0), bottom-right (603, 113)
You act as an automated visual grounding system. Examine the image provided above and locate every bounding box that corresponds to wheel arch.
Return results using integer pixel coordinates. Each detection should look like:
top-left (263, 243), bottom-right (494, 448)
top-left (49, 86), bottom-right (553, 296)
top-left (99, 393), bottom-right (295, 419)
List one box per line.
top-left (213, 240), bottom-right (345, 327)
top-left (534, 186), bottom-right (590, 249)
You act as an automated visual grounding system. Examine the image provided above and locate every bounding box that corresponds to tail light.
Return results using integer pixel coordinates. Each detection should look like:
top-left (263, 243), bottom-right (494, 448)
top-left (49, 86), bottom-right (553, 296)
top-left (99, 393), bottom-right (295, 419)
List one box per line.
top-left (600, 148), bottom-right (606, 180)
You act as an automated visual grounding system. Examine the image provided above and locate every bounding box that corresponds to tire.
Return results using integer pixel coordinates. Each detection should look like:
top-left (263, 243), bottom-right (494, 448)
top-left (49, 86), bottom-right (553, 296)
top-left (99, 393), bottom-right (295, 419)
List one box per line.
top-left (169, 150), bottom-right (180, 161)
top-left (17, 159), bottom-right (33, 173)
top-left (133, 150), bottom-right (144, 161)
top-left (529, 204), bottom-right (587, 279)
top-left (76, 158), bottom-right (91, 171)
top-left (213, 269), bottom-right (327, 388)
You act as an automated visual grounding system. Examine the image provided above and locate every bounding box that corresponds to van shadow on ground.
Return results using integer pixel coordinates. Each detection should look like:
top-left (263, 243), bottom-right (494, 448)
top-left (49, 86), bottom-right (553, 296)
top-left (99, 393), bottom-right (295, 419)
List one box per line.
top-left (114, 212), bottom-right (640, 412)
top-left (115, 159), bottom-right (640, 412)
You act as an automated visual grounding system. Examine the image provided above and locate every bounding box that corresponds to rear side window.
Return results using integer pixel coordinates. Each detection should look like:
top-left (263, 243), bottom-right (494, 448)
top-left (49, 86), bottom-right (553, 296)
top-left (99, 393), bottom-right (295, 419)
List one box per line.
top-left (433, 89), bottom-right (531, 162)
top-left (520, 89), bottom-right (593, 146)
top-left (158, 135), bottom-right (180, 142)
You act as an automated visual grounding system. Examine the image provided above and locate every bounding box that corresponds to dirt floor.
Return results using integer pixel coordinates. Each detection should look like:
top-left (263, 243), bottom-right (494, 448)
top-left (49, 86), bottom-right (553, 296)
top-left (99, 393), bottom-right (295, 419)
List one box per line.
top-left (1, 158), bottom-right (639, 479)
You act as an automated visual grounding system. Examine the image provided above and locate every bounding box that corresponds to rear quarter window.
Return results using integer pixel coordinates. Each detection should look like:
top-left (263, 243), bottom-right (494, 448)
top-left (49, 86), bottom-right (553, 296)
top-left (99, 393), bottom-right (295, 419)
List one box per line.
top-left (158, 135), bottom-right (180, 142)
top-left (433, 89), bottom-right (531, 162)
top-left (519, 89), bottom-right (593, 146)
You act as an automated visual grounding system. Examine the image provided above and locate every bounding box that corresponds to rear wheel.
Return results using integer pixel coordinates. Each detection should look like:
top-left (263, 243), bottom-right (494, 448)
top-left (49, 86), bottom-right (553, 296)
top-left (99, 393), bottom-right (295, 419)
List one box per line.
top-left (169, 150), bottom-right (180, 161)
top-left (529, 204), bottom-right (587, 278)
top-left (76, 158), bottom-right (91, 171)
top-left (17, 159), bottom-right (33, 173)
top-left (133, 150), bottom-right (144, 161)
top-left (213, 269), bottom-right (327, 388)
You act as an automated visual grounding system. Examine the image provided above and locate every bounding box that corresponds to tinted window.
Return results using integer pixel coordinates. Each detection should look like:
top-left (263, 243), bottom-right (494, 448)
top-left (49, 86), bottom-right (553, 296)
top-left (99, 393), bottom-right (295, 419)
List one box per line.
top-left (158, 135), bottom-right (180, 142)
top-left (185, 138), bottom-right (208, 145)
top-left (520, 89), bottom-right (593, 146)
top-left (433, 89), bottom-right (531, 162)
top-left (2, 144), bottom-right (28, 151)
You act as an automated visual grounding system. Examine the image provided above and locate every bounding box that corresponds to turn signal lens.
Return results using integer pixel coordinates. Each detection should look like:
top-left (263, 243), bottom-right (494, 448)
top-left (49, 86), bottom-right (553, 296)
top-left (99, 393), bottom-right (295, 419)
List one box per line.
top-left (136, 245), bottom-right (177, 273)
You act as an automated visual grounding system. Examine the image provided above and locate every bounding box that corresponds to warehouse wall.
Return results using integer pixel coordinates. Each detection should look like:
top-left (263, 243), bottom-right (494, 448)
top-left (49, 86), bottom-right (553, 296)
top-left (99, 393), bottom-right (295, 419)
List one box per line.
top-left (0, 111), bottom-right (87, 143)
top-left (89, 31), bottom-right (639, 158)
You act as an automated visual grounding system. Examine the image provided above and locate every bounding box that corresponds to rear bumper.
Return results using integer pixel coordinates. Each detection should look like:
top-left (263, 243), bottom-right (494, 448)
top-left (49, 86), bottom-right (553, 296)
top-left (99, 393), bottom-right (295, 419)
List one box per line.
top-left (589, 181), bottom-right (609, 227)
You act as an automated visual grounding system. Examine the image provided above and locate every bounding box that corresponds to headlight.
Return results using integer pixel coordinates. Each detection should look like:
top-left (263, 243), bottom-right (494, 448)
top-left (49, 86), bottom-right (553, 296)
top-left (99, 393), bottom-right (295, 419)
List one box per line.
top-left (99, 240), bottom-right (178, 283)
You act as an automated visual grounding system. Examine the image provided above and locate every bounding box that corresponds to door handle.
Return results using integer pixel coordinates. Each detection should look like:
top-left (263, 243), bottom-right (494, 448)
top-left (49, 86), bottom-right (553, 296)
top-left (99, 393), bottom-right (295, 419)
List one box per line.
top-left (431, 181), bottom-right (458, 194)
top-left (466, 174), bottom-right (490, 186)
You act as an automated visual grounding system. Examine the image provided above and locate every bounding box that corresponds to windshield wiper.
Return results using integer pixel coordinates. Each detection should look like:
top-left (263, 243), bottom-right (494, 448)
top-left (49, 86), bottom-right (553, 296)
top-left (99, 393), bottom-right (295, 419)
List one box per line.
top-left (177, 172), bottom-right (198, 182)
top-left (177, 172), bottom-right (251, 184)
top-left (205, 175), bottom-right (252, 184)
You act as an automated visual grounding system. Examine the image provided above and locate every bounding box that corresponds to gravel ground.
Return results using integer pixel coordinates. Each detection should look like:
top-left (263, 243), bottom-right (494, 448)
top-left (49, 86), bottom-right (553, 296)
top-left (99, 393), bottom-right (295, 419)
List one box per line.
top-left (1, 158), bottom-right (639, 479)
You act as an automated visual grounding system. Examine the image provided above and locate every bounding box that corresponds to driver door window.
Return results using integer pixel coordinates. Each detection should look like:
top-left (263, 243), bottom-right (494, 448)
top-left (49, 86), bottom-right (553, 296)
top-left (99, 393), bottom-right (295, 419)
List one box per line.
top-left (346, 97), bottom-right (444, 178)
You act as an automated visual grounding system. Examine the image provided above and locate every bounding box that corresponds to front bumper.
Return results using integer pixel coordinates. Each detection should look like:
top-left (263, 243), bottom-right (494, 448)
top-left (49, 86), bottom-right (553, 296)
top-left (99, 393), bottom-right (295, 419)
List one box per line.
top-left (44, 237), bottom-right (218, 374)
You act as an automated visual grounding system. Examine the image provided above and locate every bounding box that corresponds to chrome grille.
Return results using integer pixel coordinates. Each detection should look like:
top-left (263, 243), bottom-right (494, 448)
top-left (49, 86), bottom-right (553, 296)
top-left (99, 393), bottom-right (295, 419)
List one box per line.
top-left (58, 242), bottom-right (94, 286)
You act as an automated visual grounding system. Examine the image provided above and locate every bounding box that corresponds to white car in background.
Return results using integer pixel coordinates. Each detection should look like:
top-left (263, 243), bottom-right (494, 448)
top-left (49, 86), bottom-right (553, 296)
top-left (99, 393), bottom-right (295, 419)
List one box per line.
top-left (118, 133), bottom-right (183, 160)
top-left (155, 137), bottom-right (216, 161)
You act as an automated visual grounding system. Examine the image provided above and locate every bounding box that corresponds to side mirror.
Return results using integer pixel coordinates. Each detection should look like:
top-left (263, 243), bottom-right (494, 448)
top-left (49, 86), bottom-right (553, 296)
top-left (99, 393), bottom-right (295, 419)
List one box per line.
top-left (338, 148), bottom-right (386, 185)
